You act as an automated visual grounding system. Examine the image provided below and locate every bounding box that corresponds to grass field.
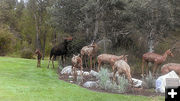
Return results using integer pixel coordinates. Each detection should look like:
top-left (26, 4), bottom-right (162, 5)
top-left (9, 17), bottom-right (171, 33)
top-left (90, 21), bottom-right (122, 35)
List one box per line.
top-left (0, 57), bottom-right (164, 101)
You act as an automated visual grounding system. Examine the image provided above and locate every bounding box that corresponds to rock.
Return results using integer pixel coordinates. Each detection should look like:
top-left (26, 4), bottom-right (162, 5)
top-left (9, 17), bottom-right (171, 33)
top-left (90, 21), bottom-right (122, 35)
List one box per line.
top-left (77, 70), bottom-right (83, 76)
top-left (155, 71), bottom-right (180, 93)
top-left (108, 72), bottom-right (119, 78)
top-left (132, 78), bottom-right (142, 88)
top-left (69, 76), bottom-right (73, 79)
top-left (70, 81), bottom-right (73, 83)
top-left (83, 81), bottom-right (98, 88)
top-left (83, 72), bottom-right (90, 76)
top-left (61, 66), bottom-right (72, 75)
top-left (90, 70), bottom-right (99, 77)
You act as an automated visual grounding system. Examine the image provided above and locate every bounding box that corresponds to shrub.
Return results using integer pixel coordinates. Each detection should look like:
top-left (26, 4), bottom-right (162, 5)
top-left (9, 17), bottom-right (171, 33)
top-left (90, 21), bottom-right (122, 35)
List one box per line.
top-left (0, 25), bottom-right (14, 56)
top-left (97, 68), bottom-right (129, 93)
top-left (21, 48), bottom-right (34, 59)
top-left (142, 71), bottom-right (156, 89)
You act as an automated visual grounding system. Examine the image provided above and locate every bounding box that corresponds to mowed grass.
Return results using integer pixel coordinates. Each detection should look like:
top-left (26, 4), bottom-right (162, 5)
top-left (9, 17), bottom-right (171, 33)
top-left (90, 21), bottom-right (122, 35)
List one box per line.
top-left (0, 57), bottom-right (164, 101)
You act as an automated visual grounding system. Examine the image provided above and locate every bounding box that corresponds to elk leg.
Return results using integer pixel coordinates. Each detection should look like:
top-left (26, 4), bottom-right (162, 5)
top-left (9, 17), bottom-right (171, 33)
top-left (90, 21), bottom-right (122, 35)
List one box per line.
top-left (97, 60), bottom-right (101, 72)
top-left (39, 60), bottom-right (41, 67)
top-left (141, 58), bottom-right (145, 77)
top-left (145, 61), bottom-right (149, 75)
top-left (90, 56), bottom-right (92, 71)
top-left (113, 67), bottom-right (117, 83)
top-left (152, 63), bottom-right (158, 76)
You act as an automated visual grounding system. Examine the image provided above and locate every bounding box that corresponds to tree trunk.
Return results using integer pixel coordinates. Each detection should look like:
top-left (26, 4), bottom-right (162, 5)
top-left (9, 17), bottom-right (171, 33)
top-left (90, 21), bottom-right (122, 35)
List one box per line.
top-left (34, 13), bottom-right (41, 50)
top-left (148, 29), bottom-right (155, 52)
top-left (93, 15), bottom-right (99, 40)
top-left (42, 30), bottom-right (47, 60)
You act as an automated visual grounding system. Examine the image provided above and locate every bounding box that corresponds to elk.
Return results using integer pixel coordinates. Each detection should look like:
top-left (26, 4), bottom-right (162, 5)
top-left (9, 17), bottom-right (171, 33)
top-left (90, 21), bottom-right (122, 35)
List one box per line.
top-left (72, 54), bottom-right (83, 80)
top-left (97, 54), bottom-right (128, 72)
top-left (80, 41), bottom-right (98, 70)
top-left (141, 49), bottom-right (174, 77)
top-left (161, 63), bottom-right (180, 75)
top-left (112, 60), bottom-right (133, 84)
top-left (35, 49), bottom-right (42, 67)
top-left (47, 37), bottom-right (73, 68)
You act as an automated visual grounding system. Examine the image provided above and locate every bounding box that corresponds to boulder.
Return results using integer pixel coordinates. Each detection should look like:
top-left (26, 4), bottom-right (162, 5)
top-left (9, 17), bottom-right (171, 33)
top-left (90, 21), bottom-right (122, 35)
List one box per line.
top-left (90, 70), bottom-right (99, 77)
top-left (155, 71), bottom-right (180, 93)
top-left (83, 72), bottom-right (90, 76)
top-left (83, 81), bottom-right (98, 88)
top-left (61, 66), bottom-right (72, 75)
top-left (132, 78), bottom-right (143, 88)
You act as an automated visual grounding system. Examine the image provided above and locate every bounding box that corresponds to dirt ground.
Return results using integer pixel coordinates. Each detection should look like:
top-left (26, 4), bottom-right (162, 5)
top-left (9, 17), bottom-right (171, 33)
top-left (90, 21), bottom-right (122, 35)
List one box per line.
top-left (57, 68), bottom-right (164, 97)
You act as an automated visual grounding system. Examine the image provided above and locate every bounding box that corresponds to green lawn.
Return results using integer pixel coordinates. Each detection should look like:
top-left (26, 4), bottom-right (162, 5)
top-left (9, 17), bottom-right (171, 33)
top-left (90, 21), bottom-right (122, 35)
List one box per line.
top-left (0, 57), bottom-right (164, 101)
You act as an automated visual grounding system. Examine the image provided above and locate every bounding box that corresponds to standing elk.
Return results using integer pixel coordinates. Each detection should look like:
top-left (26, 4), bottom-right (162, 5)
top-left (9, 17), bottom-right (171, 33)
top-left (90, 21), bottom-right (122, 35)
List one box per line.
top-left (80, 41), bottom-right (98, 71)
top-left (72, 54), bottom-right (83, 80)
top-left (141, 49), bottom-right (174, 77)
top-left (97, 54), bottom-right (128, 72)
top-left (47, 37), bottom-right (73, 68)
top-left (112, 60), bottom-right (133, 84)
top-left (161, 63), bottom-right (180, 75)
top-left (35, 49), bottom-right (42, 67)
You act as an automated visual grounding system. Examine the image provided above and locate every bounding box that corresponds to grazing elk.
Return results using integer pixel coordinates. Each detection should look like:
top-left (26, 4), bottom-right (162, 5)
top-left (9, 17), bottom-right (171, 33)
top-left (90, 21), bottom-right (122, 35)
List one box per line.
top-left (141, 49), bottom-right (174, 77)
top-left (80, 41), bottom-right (98, 70)
top-left (97, 54), bottom-right (128, 72)
top-left (72, 54), bottom-right (83, 80)
top-left (161, 63), bottom-right (180, 75)
top-left (47, 37), bottom-right (73, 68)
top-left (112, 60), bottom-right (133, 84)
top-left (35, 49), bottom-right (42, 67)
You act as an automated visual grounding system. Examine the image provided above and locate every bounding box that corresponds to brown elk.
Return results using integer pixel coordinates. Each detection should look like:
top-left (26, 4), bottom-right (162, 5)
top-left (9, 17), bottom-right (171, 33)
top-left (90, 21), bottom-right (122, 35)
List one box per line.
top-left (161, 63), bottom-right (180, 75)
top-left (35, 49), bottom-right (42, 67)
top-left (112, 60), bottom-right (133, 84)
top-left (72, 54), bottom-right (83, 80)
top-left (141, 49), bottom-right (174, 77)
top-left (80, 41), bottom-right (98, 70)
top-left (97, 54), bottom-right (128, 72)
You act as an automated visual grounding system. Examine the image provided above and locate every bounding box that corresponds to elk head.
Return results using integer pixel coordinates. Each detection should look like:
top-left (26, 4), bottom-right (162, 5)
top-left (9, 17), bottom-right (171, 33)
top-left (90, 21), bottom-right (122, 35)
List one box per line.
top-left (166, 49), bottom-right (174, 57)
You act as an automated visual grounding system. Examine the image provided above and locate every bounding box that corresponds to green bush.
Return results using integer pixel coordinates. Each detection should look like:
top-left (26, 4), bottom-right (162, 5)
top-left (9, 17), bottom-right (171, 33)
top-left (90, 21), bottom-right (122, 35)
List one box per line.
top-left (0, 25), bottom-right (14, 56)
top-left (21, 48), bottom-right (34, 59)
top-left (97, 68), bottom-right (129, 93)
top-left (142, 71), bottom-right (156, 89)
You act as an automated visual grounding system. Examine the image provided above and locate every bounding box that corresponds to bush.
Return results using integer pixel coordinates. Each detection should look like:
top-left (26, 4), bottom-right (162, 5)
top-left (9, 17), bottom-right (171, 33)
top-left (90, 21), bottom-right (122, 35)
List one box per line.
top-left (0, 25), bottom-right (14, 56)
top-left (21, 48), bottom-right (34, 59)
top-left (142, 71), bottom-right (156, 89)
top-left (97, 68), bottom-right (129, 93)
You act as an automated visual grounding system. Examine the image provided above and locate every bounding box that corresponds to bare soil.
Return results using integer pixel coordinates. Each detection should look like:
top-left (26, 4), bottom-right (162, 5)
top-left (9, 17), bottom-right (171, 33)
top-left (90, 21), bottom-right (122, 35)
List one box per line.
top-left (57, 68), bottom-right (164, 97)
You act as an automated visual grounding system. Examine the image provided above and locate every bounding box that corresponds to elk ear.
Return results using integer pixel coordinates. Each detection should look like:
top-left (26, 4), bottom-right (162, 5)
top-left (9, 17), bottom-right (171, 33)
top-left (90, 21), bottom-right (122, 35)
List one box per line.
top-left (73, 54), bottom-right (75, 57)
top-left (78, 54), bottom-right (80, 57)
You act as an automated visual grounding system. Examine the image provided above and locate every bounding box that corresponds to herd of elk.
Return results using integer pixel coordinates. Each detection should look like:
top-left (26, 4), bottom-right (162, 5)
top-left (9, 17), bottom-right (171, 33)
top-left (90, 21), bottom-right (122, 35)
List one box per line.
top-left (34, 36), bottom-right (177, 85)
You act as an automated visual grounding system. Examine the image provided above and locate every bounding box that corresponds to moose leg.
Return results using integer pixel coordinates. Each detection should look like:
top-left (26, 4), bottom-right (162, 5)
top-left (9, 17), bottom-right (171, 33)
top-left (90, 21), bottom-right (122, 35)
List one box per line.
top-left (52, 56), bottom-right (55, 69)
top-left (47, 56), bottom-right (53, 68)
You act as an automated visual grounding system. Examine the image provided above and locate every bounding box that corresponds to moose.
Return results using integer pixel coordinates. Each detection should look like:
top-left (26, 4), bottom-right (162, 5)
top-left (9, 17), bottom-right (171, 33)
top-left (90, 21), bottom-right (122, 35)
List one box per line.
top-left (141, 49), bottom-right (174, 77)
top-left (97, 54), bottom-right (128, 72)
top-left (80, 41), bottom-right (98, 71)
top-left (35, 49), bottom-right (42, 67)
top-left (47, 37), bottom-right (73, 68)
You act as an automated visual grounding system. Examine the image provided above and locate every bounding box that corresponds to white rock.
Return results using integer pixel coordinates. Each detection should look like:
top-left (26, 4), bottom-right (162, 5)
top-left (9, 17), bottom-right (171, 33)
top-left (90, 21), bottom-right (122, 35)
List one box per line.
top-left (69, 76), bottom-right (73, 79)
top-left (83, 72), bottom-right (90, 76)
top-left (132, 78), bottom-right (142, 88)
top-left (70, 81), bottom-right (73, 83)
top-left (155, 71), bottom-right (180, 93)
top-left (83, 81), bottom-right (98, 88)
top-left (90, 70), bottom-right (99, 77)
top-left (61, 66), bottom-right (72, 74)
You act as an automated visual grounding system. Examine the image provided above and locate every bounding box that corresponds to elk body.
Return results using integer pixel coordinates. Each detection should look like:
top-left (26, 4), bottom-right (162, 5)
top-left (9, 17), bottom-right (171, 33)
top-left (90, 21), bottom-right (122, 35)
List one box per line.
top-left (141, 49), bottom-right (174, 76)
top-left (35, 49), bottom-right (42, 67)
top-left (161, 63), bottom-right (180, 75)
top-left (112, 60), bottom-right (133, 84)
top-left (47, 37), bottom-right (73, 68)
top-left (97, 54), bottom-right (128, 72)
top-left (72, 54), bottom-right (83, 80)
top-left (80, 41), bottom-right (98, 70)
